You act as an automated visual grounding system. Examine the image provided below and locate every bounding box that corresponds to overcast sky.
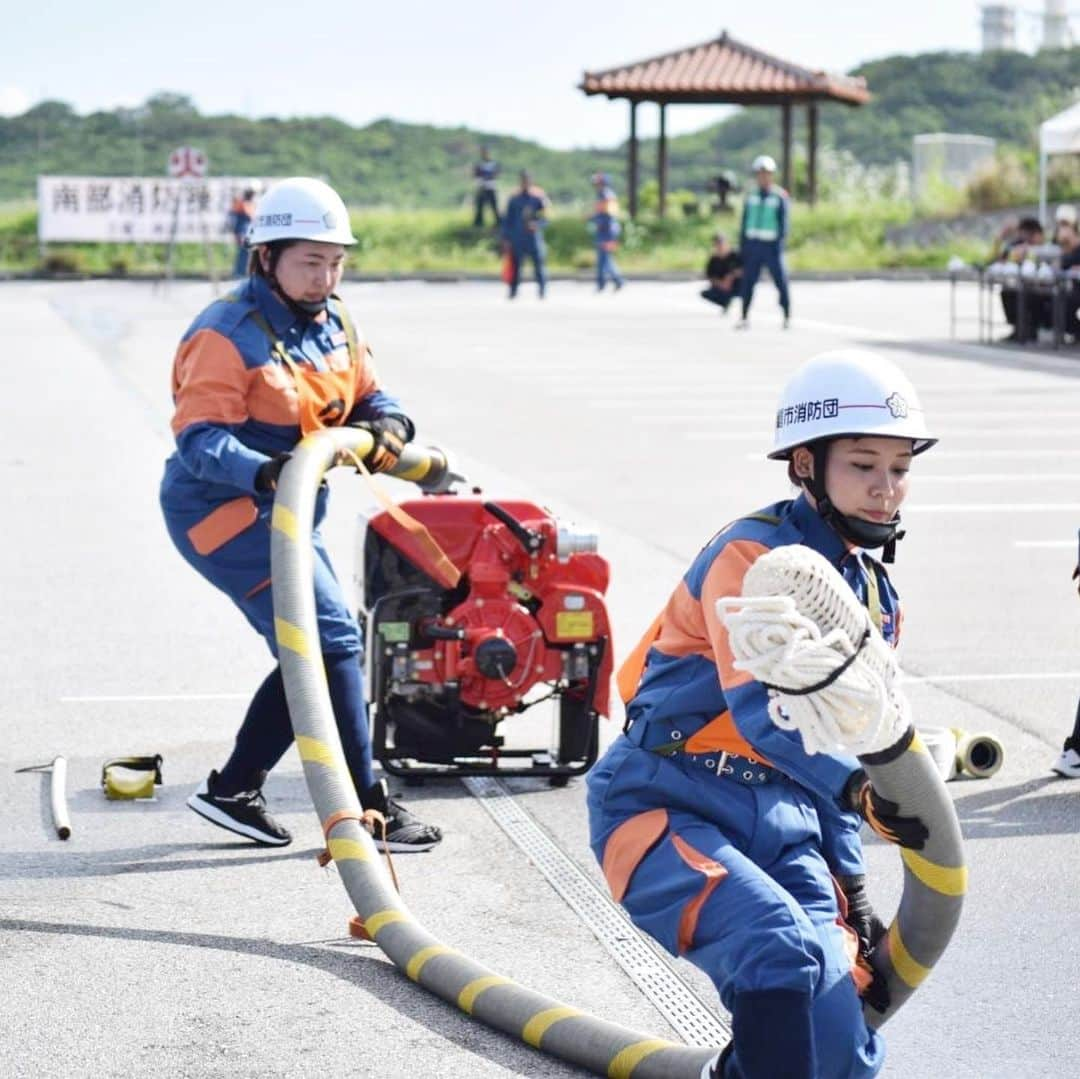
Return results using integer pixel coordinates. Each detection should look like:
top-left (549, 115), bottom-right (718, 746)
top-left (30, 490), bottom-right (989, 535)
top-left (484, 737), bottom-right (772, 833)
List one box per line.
top-left (0, 1), bottom-right (1048, 148)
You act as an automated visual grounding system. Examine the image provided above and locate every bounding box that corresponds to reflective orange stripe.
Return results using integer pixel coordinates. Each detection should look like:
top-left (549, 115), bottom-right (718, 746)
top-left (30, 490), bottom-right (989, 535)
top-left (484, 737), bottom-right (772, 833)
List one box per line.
top-left (616, 610), bottom-right (664, 705)
top-left (601, 808), bottom-right (669, 903)
top-left (671, 834), bottom-right (728, 954)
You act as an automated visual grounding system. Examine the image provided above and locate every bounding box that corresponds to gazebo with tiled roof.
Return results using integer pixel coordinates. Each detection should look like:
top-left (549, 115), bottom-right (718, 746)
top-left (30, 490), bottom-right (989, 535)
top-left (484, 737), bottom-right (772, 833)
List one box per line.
top-left (580, 30), bottom-right (870, 216)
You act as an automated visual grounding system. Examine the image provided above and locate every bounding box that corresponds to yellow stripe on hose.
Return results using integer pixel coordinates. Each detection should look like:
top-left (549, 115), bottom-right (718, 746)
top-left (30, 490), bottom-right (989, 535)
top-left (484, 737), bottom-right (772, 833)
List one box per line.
top-left (458, 975), bottom-right (512, 1014)
top-left (394, 460), bottom-right (430, 482)
top-left (888, 922), bottom-right (931, 988)
top-left (607, 1039), bottom-right (674, 1079)
top-left (294, 735), bottom-right (341, 769)
top-left (327, 837), bottom-right (370, 864)
top-left (364, 909), bottom-right (410, 936)
top-left (406, 944), bottom-right (455, 981)
top-left (271, 503), bottom-right (299, 541)
top-left (522, 1006), bottom-right (581, 1047)
top-left (275, 617), bottom-right (310, 658)
top-left (907, 731), bottom-right (928, 754)
top-left (900, 848), bottom-right (968, 897)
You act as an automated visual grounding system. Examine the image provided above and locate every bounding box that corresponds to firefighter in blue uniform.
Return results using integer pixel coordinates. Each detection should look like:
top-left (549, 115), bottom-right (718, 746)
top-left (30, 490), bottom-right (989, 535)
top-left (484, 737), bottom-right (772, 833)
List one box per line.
top-left (587, 350), bottom-right (936, 1079)
top-left (737, 154), bottom-right (791, 330)
top-left (502, 170), bottom-right (549, 299)
top-left (161, 176), bottom-right (442, 853)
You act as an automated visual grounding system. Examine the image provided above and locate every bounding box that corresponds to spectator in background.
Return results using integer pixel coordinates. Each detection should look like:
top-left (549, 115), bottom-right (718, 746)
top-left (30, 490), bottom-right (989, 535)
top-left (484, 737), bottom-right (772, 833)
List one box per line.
top-left (502, 171), bottom-right (549, 299)
top-left (1053, 203), bottom-right (1078, 245)
top-left (589, 172), bottom-right (624, 292)
top-left (994, 215), bottom-right (1045, 343)
top-left (473, 147), bottom-right (501, 228)
top-left (701, 231), bottom-right (741, 313)
top-left (1054, 215), bottom-right (1080, 339)
top-left (737, 154), bottom-right (791, 330)
top-left (227, 186), bottom-right (258, 278)
top-left (712, 169), bottom-right (737, 214)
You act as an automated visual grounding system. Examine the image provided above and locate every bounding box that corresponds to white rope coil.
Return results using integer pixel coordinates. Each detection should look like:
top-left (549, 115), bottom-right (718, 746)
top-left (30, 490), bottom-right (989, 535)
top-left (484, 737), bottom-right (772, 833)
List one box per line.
top-left (716, 545), bottom-right (910, 756)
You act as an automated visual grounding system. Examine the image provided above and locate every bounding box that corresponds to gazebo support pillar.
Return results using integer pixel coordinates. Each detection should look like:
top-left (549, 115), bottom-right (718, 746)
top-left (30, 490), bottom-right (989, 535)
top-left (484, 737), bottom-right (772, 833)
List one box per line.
top-left (781, 101), bottom-right (793, 193)
top-left (628, 100), bottom-right (639, 219)
top-left (658, 102), bottom-right (668, 218)
top-left (807, 101), bottom-right (818, 205)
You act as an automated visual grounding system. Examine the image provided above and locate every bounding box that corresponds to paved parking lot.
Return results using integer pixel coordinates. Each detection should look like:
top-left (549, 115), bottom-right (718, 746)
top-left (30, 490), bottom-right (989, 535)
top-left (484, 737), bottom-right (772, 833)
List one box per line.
top-left (2, 277), bottom-right (1078, 1077)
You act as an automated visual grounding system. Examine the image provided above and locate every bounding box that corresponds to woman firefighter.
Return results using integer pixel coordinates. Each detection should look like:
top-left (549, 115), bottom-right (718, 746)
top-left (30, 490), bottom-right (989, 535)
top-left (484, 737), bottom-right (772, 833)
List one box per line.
top-left (587, 350), bottom-right (934, 1079)
top-left (160, 176), bottom-right (441, 852)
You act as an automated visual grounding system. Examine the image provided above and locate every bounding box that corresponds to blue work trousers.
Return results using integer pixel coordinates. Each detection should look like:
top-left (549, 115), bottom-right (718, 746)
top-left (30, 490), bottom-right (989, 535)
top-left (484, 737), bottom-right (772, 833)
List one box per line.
top-left (161, 488), bottom-right (372, 789)
top-left (596, 245), bottom-right (624, 291)
top-left (509, 238), bottom-right (547, 298)
top-left (587, 736), bottom-right (884, 1079)
top-left (741, 239), bottom-right (790, 318)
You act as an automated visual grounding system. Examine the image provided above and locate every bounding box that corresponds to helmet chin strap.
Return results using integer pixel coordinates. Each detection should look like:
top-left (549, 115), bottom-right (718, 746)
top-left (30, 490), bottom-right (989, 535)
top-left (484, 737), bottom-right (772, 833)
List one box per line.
top-left (806, 442), bottom-right (904, 563)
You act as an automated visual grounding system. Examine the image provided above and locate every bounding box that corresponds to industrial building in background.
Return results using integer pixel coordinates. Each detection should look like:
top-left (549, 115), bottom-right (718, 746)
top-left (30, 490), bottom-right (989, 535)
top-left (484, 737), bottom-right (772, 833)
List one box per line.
top-left (980, 0), bottom-right (1073, 52)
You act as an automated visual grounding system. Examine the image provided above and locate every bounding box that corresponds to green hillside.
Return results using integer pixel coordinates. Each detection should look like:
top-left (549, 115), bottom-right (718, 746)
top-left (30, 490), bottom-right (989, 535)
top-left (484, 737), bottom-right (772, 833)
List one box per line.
top-left (1, 47), bottom-right (1078, 207)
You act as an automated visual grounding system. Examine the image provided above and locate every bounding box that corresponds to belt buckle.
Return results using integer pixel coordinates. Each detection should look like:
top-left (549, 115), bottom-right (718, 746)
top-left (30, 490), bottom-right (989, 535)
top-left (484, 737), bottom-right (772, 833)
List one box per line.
top-left (717, 751), bottom-right (731, 777)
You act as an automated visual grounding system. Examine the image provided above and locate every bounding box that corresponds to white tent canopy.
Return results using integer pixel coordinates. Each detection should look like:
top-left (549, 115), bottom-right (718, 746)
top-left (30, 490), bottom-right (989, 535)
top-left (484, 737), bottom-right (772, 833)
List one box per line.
top-left (1039, 100), bottom-right (1080, 224)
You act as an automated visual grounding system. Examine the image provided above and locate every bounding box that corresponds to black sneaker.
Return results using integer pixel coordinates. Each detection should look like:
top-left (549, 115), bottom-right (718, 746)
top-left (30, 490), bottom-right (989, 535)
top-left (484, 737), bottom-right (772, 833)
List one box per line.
top-left (361, 778), bottom-right (442, 853)
top-left (187, 770), bottom-right (292, 847)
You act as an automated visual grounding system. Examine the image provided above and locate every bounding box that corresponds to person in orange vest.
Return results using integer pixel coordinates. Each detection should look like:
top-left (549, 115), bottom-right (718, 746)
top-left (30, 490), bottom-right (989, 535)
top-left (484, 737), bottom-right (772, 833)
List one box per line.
top-left (162, 177), bottom-right (442, 852)
top-left (588, 350), bottom-right (937, 1079)
top-left (226, 186), bottom-right (258, 278)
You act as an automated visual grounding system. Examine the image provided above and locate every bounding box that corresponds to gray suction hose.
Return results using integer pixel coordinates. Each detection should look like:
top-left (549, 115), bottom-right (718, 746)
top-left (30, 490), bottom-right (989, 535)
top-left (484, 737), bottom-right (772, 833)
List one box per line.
top-left (271, 428), bottom-right (718, 1079)
top-left (860, 731), bottom-right (966, 1027)
top-left (271, 429), bottom-right (963, 1069)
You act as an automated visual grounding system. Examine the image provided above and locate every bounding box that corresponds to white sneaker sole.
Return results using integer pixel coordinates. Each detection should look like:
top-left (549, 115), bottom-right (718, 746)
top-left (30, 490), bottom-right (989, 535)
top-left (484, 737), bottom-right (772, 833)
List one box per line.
top-left (374, 835), bottom-right (442, 853)
top-left (186, 792), bottom-right (292, 846)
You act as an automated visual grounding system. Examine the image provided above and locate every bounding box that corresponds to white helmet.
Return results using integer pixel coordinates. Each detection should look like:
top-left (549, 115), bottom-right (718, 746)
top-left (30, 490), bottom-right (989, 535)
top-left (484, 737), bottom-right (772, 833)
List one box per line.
top-left (246, 177), bottom-right (356, 246)
top-left (752, 155), bottom-right (777, 173)
top-left (768, 349), bottom-right (935, 460)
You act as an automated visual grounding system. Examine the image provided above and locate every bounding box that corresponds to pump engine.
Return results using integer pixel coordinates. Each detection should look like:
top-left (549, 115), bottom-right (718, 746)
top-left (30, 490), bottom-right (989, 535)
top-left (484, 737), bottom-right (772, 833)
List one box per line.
top-left (357, 497), bottom-right (612, 780)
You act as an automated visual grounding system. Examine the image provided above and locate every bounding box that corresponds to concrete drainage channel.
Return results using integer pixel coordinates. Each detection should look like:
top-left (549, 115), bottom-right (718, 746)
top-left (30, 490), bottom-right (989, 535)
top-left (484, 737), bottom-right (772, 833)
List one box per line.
top-left (462, 775), bottom-right (732, 1048)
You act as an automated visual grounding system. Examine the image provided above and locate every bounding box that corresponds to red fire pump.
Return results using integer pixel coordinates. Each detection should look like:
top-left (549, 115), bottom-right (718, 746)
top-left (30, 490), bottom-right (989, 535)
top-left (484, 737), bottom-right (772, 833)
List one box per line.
top-left (357, 497), bottom-right (613, 781)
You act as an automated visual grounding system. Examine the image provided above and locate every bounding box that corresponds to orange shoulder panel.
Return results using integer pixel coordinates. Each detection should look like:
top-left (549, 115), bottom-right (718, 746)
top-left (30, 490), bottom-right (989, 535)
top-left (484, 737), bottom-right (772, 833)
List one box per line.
top-left (654, 579), bottom-right (711, 660)
top-left (700, 539), bottom-right (769, 691)
top-left (171, 329), bottom-right (252, 435)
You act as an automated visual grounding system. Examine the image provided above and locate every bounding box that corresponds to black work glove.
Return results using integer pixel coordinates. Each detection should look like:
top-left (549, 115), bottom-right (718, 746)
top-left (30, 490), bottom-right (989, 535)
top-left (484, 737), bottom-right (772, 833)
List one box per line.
top-left (837, 874), bottom-right (886, 956)
top-left (357, 416), bottom-right (410, 474)
top-left (844, 769), bottom-right (929, 850)
top-left (254, 452), bottom-right (291, 493)
top-left (837, 873), bottom-right (890, 1013)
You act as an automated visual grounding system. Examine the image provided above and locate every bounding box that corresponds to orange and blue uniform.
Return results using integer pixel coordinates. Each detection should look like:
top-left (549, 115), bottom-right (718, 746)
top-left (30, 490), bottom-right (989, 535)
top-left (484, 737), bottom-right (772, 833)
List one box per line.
top-left (587, 494), bottom-right (897, 1078)
top-left (159, 275), bottom-right (409, 793)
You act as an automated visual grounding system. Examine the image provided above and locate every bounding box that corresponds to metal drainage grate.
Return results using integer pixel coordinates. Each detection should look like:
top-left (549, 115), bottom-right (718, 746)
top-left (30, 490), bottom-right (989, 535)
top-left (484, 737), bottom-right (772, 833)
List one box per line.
top-left (463, 775), bottom-right (731, 1048)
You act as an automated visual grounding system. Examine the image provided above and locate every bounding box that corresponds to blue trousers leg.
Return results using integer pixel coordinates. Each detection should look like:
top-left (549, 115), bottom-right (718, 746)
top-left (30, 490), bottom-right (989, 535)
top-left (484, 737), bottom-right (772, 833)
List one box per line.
top-left (218, 652), bottom-right (375, 795)
top-left (740, 248), bottom-right (763, 318)
top-left (765, 246), bottom-right (791, 316)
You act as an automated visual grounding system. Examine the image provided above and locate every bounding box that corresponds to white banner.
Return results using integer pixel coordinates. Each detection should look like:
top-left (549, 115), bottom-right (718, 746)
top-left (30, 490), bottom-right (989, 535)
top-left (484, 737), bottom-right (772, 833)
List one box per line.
top-left (37, 176), bottom-right (267, 243)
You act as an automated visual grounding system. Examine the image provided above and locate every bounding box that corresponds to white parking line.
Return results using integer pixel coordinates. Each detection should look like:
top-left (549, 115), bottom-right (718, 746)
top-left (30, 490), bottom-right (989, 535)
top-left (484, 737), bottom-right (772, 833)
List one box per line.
top-left (904, 671), bottom-right (1080, 684)
top-left (60, 692), bottom-right (248, 703)
top-left (904, 503), bottom-right (1080, 512)
top-left (916, 474), bottom-right (1080, 482)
